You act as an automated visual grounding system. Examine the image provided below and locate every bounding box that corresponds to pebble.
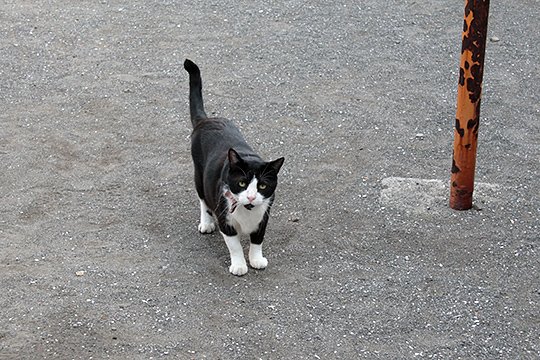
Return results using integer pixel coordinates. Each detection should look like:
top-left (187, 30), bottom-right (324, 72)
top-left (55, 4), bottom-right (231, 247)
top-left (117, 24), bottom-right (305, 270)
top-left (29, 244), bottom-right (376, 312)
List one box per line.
top-left (415, 133), bottom-right (424, 140)
top-left (490, 36), bottom-right (500, 42)
top-left (75, 271), bottom-right (86, 276)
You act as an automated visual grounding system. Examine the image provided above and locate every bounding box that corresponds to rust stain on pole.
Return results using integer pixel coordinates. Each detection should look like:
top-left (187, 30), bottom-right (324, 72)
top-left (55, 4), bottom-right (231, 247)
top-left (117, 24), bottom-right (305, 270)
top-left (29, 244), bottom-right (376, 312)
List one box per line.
top-left (450, 0), bottom-right (490, 210)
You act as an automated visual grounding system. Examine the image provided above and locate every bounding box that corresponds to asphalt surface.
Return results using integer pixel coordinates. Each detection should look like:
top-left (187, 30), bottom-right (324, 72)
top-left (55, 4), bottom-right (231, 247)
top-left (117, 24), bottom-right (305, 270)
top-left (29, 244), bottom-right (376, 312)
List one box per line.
top-left (1, 1), bottom-right (539, 359)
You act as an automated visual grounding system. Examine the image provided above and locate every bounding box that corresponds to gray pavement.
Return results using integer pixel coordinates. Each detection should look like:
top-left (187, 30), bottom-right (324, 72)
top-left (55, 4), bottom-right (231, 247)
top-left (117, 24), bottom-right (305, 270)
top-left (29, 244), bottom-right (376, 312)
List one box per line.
top-left (1, 1), bottom-right (539, 359)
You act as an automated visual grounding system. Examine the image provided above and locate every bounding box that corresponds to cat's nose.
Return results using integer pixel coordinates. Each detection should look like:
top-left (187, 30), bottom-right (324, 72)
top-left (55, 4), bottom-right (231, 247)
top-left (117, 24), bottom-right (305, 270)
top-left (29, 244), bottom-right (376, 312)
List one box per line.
top-left (247, 194), bottom-right (256, 202)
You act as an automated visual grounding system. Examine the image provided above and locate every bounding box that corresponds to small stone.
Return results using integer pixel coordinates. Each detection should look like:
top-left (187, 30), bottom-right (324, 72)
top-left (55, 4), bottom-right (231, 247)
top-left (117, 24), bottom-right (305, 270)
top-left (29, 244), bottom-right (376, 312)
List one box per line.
top-left (415, 133), bottom-right (424, 140)
top-left (490, 36), bottom-right (500, 42)
top-left (75, 271), bottom-right (86, 276)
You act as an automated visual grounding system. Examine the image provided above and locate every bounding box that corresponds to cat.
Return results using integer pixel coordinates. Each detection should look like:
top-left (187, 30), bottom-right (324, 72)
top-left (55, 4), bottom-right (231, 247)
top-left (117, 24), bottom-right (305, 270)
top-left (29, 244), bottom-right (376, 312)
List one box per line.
top-left (183, 59), bottom-right (285, 276)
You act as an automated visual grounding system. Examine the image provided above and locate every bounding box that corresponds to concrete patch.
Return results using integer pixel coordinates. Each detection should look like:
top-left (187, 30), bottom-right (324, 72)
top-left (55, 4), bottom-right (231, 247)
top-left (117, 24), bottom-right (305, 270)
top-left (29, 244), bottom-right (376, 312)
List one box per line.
top-left (380, 177), bottom-right (501, 213)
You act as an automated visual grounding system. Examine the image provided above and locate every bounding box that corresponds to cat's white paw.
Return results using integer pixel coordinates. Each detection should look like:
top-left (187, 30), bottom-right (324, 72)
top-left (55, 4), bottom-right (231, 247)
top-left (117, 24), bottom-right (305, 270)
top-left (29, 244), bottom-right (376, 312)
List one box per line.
top-left (223, 234), bottom-right (248, 276)
top-left (198, 222), bottom-right (215, 234)
top-left (249, 256), bottom-right (268, 269)
top-left (229, 263), bottom-right (248, 276)
top-left (249, 243), bottom-right (268, 269)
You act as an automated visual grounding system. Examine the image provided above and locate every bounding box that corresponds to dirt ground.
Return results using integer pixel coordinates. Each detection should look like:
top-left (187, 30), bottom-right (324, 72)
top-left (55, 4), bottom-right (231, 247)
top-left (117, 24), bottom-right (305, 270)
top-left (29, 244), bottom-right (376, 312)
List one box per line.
top-left (1, 1), bottom-right (539, 359)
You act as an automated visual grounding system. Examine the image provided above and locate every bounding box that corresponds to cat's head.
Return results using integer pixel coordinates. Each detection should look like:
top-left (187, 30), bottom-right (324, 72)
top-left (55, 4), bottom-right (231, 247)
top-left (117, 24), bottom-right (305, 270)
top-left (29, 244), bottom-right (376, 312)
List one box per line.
top-left (226, 148), bottom-right (284, 209)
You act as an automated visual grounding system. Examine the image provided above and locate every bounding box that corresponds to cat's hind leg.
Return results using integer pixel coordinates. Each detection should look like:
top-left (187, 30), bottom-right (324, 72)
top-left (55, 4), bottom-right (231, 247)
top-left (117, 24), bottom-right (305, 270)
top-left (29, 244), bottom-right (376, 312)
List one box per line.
top-left (198, 199), bottom-right (216, 233)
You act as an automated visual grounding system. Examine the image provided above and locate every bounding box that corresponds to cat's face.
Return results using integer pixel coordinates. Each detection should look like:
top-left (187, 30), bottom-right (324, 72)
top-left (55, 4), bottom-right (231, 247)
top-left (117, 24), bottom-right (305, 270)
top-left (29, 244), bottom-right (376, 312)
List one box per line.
top-left (226, 149), bottom-right (284, 209)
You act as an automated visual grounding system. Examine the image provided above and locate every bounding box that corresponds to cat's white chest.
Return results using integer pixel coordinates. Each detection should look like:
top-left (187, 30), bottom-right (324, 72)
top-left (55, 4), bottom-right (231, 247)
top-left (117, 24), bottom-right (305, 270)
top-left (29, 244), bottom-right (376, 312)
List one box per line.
top-left (228, 203), bottom-right (268, 235)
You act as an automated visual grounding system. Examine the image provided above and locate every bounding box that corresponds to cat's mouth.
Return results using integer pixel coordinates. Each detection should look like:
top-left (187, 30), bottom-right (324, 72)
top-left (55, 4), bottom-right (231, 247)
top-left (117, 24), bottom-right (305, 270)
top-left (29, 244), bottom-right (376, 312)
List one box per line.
top-left (244, 204), bottom-right (255, 211)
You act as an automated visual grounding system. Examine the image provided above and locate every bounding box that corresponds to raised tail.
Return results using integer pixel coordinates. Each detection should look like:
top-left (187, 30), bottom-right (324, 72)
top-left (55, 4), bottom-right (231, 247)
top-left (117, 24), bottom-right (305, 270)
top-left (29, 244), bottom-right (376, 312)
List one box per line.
top-left (184, 59), bottom-right (207, 126)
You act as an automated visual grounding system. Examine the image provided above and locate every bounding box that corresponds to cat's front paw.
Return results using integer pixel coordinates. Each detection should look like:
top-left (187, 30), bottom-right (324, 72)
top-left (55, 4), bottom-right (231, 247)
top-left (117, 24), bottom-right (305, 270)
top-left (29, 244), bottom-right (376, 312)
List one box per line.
top-left (229, 263), bottom-right (248, 276)
top-left (198, 222), bottom-right (215, 234)
top-left (249, 256), bottom-right (268, 269)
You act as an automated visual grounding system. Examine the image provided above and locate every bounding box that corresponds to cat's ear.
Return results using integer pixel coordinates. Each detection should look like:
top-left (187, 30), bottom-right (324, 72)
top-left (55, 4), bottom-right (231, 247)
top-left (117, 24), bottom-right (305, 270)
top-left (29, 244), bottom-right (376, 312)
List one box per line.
top-left (268, 157), bottom-right (285, 173)
top-left (228, 148), bottom-right (243, 167)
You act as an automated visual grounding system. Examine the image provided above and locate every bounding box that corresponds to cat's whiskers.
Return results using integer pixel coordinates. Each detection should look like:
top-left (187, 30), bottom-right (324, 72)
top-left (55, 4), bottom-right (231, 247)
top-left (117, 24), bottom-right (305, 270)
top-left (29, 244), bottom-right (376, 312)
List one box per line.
top-left (264, 200), bottom-right (273, 218)
top-left (237, 167), bottom-right (249, 179)
top-left (213, 197), bottom-right (228, 218)
top-left (260, 164), bottom-right (272, 179)
top-left (216, 204), bottom-right (228, 219)
top-left (216, 196), bottom-right (235, 218)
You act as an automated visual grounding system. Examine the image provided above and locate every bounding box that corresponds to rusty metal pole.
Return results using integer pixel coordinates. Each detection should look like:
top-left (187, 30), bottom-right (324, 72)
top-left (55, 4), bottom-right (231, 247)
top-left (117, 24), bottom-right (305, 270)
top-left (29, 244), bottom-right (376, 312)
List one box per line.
top-left (450, 0), bottom-right (490, 210)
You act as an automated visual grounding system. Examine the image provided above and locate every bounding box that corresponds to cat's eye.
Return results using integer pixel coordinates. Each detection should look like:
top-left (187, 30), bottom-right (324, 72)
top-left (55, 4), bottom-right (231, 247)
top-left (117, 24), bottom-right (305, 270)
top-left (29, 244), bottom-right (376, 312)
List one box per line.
top-left (258, 183), bottom-right (267, 190)
top-left (238, 181), bottom-right (247, 188)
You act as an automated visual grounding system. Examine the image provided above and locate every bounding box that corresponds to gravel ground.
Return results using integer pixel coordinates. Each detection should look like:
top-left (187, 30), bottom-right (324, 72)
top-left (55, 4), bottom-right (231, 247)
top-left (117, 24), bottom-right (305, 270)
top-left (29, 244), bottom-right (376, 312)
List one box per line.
top-left (1, 1), bottom-right (539, 359)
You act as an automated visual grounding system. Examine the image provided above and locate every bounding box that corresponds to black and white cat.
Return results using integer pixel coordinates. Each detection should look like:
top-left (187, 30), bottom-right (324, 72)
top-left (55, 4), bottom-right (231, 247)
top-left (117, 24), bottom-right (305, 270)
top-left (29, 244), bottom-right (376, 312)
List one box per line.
top-left (183, 59), bottom-right (284, 276)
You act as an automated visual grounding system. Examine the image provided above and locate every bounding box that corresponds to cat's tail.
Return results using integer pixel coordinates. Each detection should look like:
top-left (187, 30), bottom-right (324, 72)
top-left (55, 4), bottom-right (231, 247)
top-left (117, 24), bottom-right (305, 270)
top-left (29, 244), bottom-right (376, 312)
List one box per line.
top-left (184, 59), bottom-right (208, 126)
